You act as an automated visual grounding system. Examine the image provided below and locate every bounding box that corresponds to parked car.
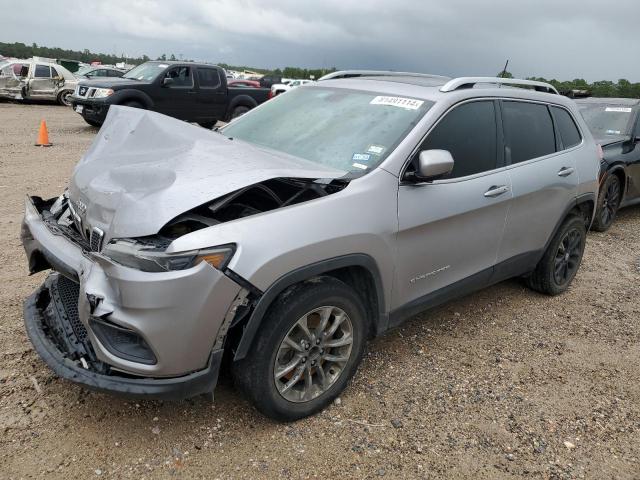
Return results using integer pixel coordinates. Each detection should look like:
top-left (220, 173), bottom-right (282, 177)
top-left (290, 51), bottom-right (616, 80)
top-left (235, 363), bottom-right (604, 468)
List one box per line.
top-left (228, 79), bottom-right (260, 88)
top-left (75, 65), bottom-right (126, 79)
top-left (0, 59), bottom-right (77, 105)
top-left (69, 61), bottom-right (271, 128)
top-left (575, 97), bottom-right (640, 231)
top-left (22, 73), bottom-right (599, 421)
top-left (271, 79), bottom-right (314, 96)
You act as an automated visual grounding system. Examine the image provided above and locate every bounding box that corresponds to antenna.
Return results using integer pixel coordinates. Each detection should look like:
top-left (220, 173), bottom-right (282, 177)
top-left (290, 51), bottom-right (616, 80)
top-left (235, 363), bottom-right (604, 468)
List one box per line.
top-left (499, 59), bottom-right (509, 78)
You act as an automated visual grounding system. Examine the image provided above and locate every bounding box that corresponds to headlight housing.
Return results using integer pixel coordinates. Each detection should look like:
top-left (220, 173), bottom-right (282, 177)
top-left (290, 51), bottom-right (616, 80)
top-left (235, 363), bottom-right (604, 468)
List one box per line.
top-left (93, 88), bottom-right (114, 98)
top-left (102, 239), bottom-right (235, 273)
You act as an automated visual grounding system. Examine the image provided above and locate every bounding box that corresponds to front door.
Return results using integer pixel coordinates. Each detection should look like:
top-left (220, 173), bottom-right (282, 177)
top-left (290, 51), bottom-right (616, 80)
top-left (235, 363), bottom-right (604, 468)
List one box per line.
top-left (155, 66), bottom-right (198, 120)
top-left (393, 100), bottom-right (511, 320)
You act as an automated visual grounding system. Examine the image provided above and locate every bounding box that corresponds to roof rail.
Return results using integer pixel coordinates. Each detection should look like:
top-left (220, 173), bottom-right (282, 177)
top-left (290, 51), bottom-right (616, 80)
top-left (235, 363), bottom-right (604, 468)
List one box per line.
top-left (440, 77), bottom-right (559, 94)
top-left (318, 70), bottom-right (450, 82)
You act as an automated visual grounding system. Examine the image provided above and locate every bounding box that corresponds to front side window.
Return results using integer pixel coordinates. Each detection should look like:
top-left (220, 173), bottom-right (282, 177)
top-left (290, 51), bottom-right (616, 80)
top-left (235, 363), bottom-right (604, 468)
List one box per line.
top-left (222, 87), bottom-right (432, 177)
top-left (165, 66), bottom-right (193, 87)
top-left (197, 68), bottom-right (221, 88)
top-left (552, 107), bottom-right (582, 149)
top-left (34, 64), bottom-right (51, 78)
top-left (503, 101), bottom-right (556, 164)
top-left (418, 100), bottom-right (498, 179)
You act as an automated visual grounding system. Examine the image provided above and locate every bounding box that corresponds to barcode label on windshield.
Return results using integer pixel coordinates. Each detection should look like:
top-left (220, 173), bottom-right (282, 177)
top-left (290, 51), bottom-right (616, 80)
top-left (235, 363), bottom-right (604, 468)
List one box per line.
top-left (605, 107), bottom-right (632, 113)
top-left (370, 96), bottom-right (424, 110)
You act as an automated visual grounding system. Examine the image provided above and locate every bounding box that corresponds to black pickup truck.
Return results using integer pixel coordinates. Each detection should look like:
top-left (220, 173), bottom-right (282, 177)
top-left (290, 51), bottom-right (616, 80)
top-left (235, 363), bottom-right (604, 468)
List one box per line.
top-left (69, 61), bottom-right (270, 128)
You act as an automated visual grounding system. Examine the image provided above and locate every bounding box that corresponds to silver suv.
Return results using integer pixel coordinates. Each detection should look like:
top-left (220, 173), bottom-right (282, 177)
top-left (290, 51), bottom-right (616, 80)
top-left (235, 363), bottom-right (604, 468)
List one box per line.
top-left (22, 73), bottom-right (599, 421)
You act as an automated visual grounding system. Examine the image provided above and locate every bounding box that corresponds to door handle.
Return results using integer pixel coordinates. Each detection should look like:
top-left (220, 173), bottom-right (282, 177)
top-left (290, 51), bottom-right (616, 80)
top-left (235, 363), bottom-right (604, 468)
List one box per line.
top-left (557, 167), bottom-right (575, 177)
top-left (187, 90), bottom-right (197, 94)
top-left (484, 185), bottom-right (510, 198)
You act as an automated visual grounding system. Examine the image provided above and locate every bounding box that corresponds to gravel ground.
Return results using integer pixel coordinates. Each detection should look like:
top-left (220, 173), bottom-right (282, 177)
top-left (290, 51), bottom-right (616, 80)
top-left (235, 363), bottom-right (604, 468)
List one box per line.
top-left (1, 102), bottom-right (639, 479)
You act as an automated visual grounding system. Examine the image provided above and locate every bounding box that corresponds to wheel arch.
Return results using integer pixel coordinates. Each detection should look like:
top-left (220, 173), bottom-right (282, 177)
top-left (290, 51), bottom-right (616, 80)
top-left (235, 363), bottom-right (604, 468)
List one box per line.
top-left (231, 254), bottom-right (387, 361)
top-left (114, 89), bottom-right (153, 109)
top-left (604, 164), bottom-right (628, 199)
top-left (226, 95), bottom-right (257, 119)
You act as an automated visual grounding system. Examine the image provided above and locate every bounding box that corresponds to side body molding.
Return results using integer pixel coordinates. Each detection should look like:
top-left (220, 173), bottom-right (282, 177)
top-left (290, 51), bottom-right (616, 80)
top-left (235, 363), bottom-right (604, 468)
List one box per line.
top-left (232, 254), bottom-right (387, 361)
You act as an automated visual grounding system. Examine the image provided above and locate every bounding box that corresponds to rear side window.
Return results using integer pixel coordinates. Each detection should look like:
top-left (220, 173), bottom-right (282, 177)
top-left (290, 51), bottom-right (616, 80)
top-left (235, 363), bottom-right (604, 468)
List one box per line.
top-left (552, 107), bottom-right (582, 149)
top-left (421, 100), bottom-right (498, 179)
top-left (197, 68), bottom-right (221, 89)
top-left (503, 101), bottom-right (556, 164)
top-left (50, 66), bottom-right (59, 78)
top-left (34, 64), bottom-right (51, 78)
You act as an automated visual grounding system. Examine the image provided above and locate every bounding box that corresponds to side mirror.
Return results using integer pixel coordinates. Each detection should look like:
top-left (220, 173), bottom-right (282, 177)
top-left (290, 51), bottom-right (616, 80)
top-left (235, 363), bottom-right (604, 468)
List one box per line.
top-left (162, 77), bottom-right (174, 87)
top-left (408, 150), bottom-right (455, 182)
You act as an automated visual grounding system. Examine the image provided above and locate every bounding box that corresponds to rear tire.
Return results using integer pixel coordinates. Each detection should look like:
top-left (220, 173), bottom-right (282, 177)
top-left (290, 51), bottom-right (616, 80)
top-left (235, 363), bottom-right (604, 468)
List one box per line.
top-left (526, 215), bottom-right (586, 295)
top-left (230, 105), bottom-right (250, 120)
top-left (232, 276), bottom-right (367, 421)
top-left (57, 90), bottom-right (73, 106)
top-left (592, 174), bottom-right (622, 232)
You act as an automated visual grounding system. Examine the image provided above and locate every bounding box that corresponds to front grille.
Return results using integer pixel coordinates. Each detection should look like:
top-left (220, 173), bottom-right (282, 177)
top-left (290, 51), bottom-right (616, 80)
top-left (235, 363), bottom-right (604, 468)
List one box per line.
top-left (54, 275), bottom-right (88, 342)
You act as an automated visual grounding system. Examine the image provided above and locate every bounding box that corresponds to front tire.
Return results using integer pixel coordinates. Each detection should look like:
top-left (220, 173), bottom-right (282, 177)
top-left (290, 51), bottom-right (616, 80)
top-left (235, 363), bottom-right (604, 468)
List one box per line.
top-left (122, 100), bottom-right (144, 109)
top-left (83, 118), bottom-right (102, 127)
top-left (232, 276), bottom-right (367, 421)
top-left (526, 215), bottom-right (586, 295)
top-left (592, 174), bottom-right (622, 232)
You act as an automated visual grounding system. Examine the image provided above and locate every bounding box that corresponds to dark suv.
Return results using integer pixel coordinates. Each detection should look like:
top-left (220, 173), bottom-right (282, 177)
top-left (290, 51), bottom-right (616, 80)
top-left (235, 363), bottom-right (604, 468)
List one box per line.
top-left (69, 61), bottom-right (270, 128)
top-left (576, 98), bottom-right (640, 231)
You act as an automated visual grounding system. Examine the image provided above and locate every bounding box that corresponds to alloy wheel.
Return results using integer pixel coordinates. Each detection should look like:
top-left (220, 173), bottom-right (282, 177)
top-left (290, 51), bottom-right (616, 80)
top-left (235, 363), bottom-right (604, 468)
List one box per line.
top-left (553, 227), bottom-right (582, 285)
top-left (600, 178), bottom-right (620, 227)
top-left (273, 306), bottom-right (353, 403)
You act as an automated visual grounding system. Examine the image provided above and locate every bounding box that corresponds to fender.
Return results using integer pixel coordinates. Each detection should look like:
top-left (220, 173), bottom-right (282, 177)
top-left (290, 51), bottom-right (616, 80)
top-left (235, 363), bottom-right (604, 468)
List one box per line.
top-left (232, 254), bottom-right (387, 361)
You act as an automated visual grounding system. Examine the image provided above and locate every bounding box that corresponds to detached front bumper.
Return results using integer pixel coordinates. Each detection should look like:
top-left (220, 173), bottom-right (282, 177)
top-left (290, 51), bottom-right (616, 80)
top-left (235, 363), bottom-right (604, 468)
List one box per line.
top-left (21, 196), bottom-right (244, 399)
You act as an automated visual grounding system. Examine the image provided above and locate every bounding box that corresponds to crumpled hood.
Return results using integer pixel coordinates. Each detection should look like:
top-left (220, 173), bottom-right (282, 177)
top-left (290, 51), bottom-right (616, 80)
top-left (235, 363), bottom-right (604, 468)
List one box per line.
top-left (68, 106), bottom-right (346, 242)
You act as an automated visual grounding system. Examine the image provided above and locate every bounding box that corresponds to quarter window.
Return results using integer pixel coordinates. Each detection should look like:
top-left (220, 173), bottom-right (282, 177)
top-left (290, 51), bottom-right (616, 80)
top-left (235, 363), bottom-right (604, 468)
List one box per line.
top-left (197, 68), bottom-right (221, 88)
top-left (503, 101), bottom-right (556, 164)
top-left (34, 64), bottom-right (51, 78)
top-left (419, 101), bottom-right (498, 179)
top-left (552, 107), bottom-right (582, 149)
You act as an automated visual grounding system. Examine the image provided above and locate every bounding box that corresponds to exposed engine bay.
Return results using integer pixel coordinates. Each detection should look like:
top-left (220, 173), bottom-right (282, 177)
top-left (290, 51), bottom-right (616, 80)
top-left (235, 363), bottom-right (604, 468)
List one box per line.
top-left (160, 177), bottom-right (348, 239)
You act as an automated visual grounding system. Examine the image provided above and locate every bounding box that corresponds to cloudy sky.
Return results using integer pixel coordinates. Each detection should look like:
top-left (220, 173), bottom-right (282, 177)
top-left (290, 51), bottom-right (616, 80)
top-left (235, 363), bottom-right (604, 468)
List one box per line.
top-left (1, 0), bottom-right (638, 81)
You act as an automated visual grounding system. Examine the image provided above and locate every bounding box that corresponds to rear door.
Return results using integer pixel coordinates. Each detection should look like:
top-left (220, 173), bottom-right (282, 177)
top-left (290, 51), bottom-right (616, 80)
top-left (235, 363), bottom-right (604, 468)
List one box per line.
top-left (497, 100), bottom-right (579, 268)
top-left (155, 65), bottom-right (198, 120)
top-left (28, 64), bottom-right (57, 99)
top-left (394, 100), bottom-right (511, 316)
top-left (196, 67), bottom-right (227, 122)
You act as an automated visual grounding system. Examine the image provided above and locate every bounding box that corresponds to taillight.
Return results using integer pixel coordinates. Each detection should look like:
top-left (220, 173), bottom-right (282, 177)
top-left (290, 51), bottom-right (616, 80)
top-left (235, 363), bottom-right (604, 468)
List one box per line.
top-left (268, 90), bottom-right (274, 99)
top-left (596, 144), bottom-right (604, 160)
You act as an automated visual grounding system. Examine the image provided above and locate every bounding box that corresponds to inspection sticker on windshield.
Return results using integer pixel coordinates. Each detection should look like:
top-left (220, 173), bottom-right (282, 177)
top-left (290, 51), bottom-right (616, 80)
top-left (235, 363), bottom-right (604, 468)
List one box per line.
top-left (370, 96), bottom-right (424, 110)
top-left (352, 163), bottom-right (368, 170)
top-left (605, 107), bottom-right (632, 113)
top-left (367, 144), bottom-right (386, 155)
top-left (352, 153), bottom-right (371, 162)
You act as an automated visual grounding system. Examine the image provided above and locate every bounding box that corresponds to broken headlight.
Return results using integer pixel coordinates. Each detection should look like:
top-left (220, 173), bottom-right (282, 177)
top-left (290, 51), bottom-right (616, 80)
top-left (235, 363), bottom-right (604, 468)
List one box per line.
top-left (102, 239), bottom-right (235, 273)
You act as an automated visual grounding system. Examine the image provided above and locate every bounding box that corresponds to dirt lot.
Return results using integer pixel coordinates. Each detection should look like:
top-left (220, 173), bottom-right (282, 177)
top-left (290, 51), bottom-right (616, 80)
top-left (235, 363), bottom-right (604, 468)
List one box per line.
top-left (0, 101), bottom-right (639, 479)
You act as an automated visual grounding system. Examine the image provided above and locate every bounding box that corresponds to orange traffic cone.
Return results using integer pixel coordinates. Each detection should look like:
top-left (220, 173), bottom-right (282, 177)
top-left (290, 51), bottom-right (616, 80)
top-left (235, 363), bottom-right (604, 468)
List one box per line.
top-left (35, 119), bottom-right (52, 147)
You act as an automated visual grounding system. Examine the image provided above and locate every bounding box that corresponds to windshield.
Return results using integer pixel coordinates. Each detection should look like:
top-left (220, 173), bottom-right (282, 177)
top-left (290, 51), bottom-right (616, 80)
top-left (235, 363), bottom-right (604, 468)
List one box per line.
top-left (76, 66), bottom-right (94, 76)
top-left (222, 86), bottom-right (432, 176)
top-left (578, 103), bottom-right (636, 137)
top-left (123, 63), bottom-right (167, 81)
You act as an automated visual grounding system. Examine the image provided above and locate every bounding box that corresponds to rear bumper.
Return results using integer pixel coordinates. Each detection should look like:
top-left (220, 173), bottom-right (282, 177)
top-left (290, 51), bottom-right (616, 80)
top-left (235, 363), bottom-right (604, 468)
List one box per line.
top-left (24, 277), bottom-right (223, 399)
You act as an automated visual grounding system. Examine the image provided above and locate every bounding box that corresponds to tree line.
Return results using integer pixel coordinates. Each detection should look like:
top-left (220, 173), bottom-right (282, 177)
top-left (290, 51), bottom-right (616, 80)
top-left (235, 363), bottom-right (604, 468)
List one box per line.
top-left (2, 42), bottom-right (638, 95)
